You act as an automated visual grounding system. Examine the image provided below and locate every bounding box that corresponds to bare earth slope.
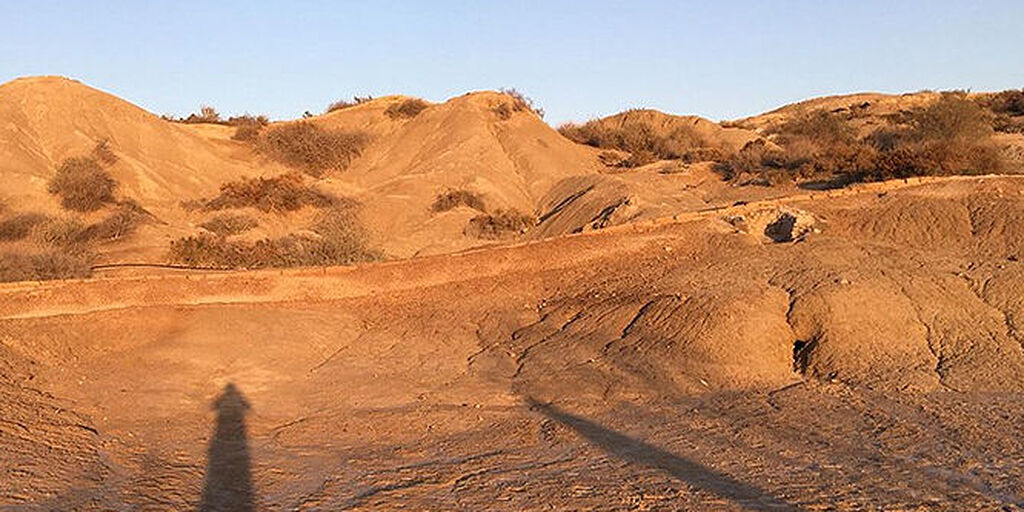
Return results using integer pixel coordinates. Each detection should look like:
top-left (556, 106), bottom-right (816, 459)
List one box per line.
top-left (3, 176), bottom-right (1024, 510)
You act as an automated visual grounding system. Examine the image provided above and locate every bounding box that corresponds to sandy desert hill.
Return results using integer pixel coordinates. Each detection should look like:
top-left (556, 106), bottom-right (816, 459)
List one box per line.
top-left (2, 76), bottom-right (1024, 509)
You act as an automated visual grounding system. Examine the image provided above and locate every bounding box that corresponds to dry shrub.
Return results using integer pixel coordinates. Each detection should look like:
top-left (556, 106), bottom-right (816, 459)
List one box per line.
top-left (326, 95), bottom-right (373, 113)
top-left (714, 93), bottom-right (1005, 185)
top-left (48, 157), bottom-right (117, 212)
top-left (0, 213), bottom-right (49, 241)
top-left (257, 122), bottom-right (368, 176)
top-left (30, 217), bottom-right (89, 249)
top-left (466, 208), bottom-right (535, 239)
top-left (199, 173), bottom-right (336, 213)
top-left (976, 89), bottom-right (1024, 117)
top-left (385, 98), bottom-right (430, 119)
top-left (493, 88), bottom-right (544, 120)
top-left (199, 214), bottom-right (259, 237)
top-left (92, 139), bottom-right (118, 165)
top-left (178, 105), bottom-right (222, 124)
top-left (77, 201), bottom-right (148, 243)
top-left (0, 250), bottom-right (92, 283)
top-left (431, 188), bottom-right (486, 212)
top-left (230, 115), bottom-right (270, 142)
top-left (170, 204), bottom-right (380, 269)
top-left (559, 115), bottom-right (709, 167)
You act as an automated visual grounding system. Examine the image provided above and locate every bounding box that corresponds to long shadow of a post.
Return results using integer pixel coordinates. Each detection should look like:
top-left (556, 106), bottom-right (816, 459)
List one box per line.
top-left (200, 383), bottom-right (255, 512)
top-left (526, 397), bottom-right (798, 512)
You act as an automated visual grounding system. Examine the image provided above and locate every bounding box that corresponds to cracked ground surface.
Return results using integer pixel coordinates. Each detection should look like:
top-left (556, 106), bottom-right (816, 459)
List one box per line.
top-left (3, 177), bottom-right (1024, 510)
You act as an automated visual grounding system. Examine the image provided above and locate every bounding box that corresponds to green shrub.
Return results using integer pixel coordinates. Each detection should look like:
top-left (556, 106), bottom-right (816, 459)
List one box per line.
top-left (385, 98), bottom-right (430, 119)
top-left (198, 173), bottom-right (336, 213)
top-left (431, 189), bottom-right (486, 212)
top-left (256, 122), bottom-right (369, 176)
top-left (48, 157), bottom-right (117, 212)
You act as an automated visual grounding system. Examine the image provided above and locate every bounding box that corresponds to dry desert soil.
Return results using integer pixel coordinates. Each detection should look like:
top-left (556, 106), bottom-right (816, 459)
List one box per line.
top-left (2, 77), bottom-right (1024, 510)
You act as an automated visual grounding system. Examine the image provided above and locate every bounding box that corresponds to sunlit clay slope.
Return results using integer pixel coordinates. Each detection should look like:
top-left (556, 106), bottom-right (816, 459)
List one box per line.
top-left (2, 176), bottom-right (1024, 509)
top-left (0, 76), bottom-right (272, 214)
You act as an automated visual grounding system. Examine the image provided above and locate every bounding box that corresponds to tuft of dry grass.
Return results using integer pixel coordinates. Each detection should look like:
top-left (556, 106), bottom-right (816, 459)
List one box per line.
top-left (199, 213), bottom-right (259, 237)
top-left (465, 208), bottom-right (535, 239)
top-left (385, 98), bottom-right (430, 119)
top-left (431, 188), bottom-right (486, 213)
top-left (169, 203), bottom-right (380, 269)
top-left (196, 173), bottom-right (337, 213)
top-left (256, 122), bottom-right (369, 177)
top-left (48, 157), bottom-right (117, 212)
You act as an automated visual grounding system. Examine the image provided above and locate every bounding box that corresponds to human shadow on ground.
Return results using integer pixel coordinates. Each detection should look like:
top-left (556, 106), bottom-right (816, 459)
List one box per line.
top-left (200, 383), bottom-right (255, 512)
top-left (526, 397), bottom-right (798, 512)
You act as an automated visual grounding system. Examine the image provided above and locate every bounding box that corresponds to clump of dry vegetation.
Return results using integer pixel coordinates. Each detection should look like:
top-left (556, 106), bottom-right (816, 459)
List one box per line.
top-left (493, 88), bottom-right (544, 120)
top-left (385, 98), bottom-right (430, 119)
top-left (0, 251), bottom-right (92, 283)
top-left (559, 113), bottom-right (710, 168)
top-left (256, 122), bottom-right (369, 176)
top-left (169, 204), bottom-right (380, 269)
top-left (199, 213), bottom-right (259, 237)
top-left (230, 115), bottom-right (271, 142)
top-left (177, 105), bottom-right (223, 124)
top-left (47, 157), bottom-right (117, 212)
top-left (975, 89), bottom-right (1024, 134)
top-left (465, 208), bottom-right (535, 239)
top-left (91, 139), bottom-right (118, 165)
top-left (326, 95), bottom-right (374, 113)
top-left (0, 213), bottom-right (49, 241)
top-left (194, 173), bottom-right (337, 213)
top-left (431, 188), bottom-right (486, 212)
top-left (714, 92), bottom-right (1005, 186)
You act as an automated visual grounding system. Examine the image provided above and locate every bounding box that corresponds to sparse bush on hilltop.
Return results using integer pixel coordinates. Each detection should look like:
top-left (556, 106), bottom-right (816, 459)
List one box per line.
top-left (493, 88), bottom-right (544, 120)
top-left (431, 188), bottom-right (486, 213)
top-left (196, 173), bottom-right (337, 213)
top-left (465, 208), bottom-right (535, 239)
top-left (326, 96), bottom-right (374, 113)
top-left (177, 105), bottom-right (222, 124)
top-left (385, 98), bottom-right (430, 120)
top-left (48, 157), bottom-right (117, 212)
top-left (230, 115), bottom-right (270, 142)
top-left (559, 114), bottom-right (710, 168)
top-left (169, 202), bottom-right (380, 269)
top-left (256, 122), bottom-right (369, 177)
top-left (199, 213), bottom-right (259, 237)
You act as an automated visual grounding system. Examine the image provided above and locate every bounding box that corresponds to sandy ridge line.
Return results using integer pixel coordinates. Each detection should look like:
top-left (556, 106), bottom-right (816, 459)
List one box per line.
top-left (1, 174), bottom-right (1020, 321)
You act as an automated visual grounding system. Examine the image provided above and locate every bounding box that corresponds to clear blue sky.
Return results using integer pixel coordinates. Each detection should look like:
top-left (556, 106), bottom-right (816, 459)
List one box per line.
top-left (2, 1), bottom-right (1023, 124)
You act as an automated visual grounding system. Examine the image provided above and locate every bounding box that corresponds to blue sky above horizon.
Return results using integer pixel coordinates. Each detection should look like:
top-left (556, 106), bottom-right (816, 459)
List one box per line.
top-left (2, 0), bottom-right (1023, 124)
